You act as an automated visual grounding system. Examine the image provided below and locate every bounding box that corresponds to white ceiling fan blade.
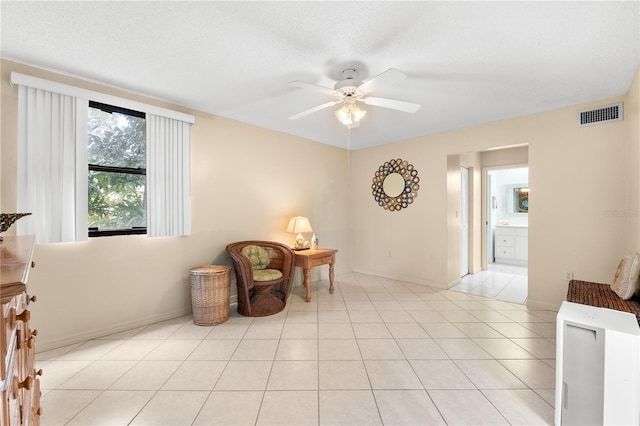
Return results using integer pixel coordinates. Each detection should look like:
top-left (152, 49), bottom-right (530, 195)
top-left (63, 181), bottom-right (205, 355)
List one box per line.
top-left (358, 68), bottom-right (406, 93)
top-left (363, 96), bottom-right (421, 113)
top-left (288, 100), bottom-right (341, 120)
top-left (289, 80), bottom-right (337, 96)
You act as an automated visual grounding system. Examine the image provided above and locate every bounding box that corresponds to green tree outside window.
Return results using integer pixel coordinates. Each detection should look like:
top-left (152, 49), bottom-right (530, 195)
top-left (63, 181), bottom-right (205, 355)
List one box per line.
top-left (88, 103), bottom-right (146, 232)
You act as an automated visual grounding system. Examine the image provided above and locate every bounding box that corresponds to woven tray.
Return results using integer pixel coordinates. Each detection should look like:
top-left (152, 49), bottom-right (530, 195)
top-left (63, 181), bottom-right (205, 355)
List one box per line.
top-left (190, 265), bottom-right (231, 326)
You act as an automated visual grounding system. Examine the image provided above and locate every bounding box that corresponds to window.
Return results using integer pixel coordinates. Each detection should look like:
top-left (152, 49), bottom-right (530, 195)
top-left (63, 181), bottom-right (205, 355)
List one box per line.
top-left (15, 72), bottom-right (194, 242)
top-left (88, 101), bottom-right (146, 237)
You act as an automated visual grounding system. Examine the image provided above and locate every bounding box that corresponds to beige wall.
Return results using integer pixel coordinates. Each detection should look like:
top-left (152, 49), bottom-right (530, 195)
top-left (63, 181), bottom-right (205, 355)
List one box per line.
top-left (480, 145), bottom-right (528, 168)
top-left (1, 60), bottom-right (350, 350)
top-left (627, 68), bottom-right (640, 252)
top-left (352, 68), bottom-right (639, 309)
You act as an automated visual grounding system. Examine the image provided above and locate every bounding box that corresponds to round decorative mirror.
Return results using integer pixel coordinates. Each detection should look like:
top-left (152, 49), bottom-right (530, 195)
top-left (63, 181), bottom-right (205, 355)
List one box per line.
top-left (382, 173), bottom-right (405, 197)
top-left (371, 158), bottom-right (420, 211)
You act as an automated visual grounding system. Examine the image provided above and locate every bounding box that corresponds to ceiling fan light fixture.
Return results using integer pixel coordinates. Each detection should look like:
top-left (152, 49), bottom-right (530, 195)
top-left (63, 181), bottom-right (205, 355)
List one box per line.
top-left (335, 102), bottom-right (366, 127)
top-left (352, 107), bottom-right (366, 122)
top-left (289, 67), bottom-right (419, 124)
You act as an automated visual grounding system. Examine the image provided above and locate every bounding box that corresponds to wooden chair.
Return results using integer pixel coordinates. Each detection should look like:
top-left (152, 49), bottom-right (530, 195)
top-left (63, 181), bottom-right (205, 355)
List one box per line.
top-left (226, 241), bottom-right (295, 316)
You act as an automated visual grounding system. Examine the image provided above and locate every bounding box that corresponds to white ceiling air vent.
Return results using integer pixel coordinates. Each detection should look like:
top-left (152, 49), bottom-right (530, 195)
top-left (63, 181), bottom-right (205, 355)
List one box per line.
top-left (577, 102), bottom-right (623, 127)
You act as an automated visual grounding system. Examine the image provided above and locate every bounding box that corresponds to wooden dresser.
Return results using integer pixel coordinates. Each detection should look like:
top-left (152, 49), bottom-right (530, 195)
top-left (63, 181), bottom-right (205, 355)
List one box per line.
top-left (1, 236), bottom-right (41, 425)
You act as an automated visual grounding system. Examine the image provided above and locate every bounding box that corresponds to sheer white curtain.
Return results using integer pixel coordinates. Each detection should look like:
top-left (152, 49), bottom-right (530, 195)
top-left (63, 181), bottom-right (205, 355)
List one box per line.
top-left (17, 86), bottom-right (88, 243)
top-left (146, 114), bottom-right (191, 237)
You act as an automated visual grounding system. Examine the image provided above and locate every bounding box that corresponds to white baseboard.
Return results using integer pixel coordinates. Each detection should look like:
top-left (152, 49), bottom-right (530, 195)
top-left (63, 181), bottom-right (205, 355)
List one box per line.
top-left (447, 278), bottom-right (462, 289)
top-left (526, 298), bottom-right (561, 311)
top-left (350, 268), bottom-right (448, 289)
top-left (37, 308), bottom-right (190, 352)
top-left (38, 295), bottom-right (239, 352)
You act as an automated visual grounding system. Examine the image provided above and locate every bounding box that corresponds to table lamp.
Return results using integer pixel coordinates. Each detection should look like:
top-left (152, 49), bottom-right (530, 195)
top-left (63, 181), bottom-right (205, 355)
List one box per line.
top-left (286, 216), bottom-right (313, 250)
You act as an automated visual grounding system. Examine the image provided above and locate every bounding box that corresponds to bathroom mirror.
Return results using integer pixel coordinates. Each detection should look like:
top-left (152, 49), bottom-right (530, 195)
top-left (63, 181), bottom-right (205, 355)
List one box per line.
top-left (513, 187), bottom-right (529, 213)
top-left (371, 158), bottom-right (420, 211)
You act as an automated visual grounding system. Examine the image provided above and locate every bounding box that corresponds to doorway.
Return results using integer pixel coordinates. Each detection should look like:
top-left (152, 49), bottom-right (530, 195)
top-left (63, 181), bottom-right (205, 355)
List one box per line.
top-left (451, 161), bottom-right (529, 304)
top-left (485, 166), bottom-right (529, 267)
top-left (483, 165), bottom-right (529, 303)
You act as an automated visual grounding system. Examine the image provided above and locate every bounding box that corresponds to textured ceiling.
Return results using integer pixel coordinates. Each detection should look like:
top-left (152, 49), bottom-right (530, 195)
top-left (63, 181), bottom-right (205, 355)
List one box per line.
top-left (1, 1), bottom-right (639, 150)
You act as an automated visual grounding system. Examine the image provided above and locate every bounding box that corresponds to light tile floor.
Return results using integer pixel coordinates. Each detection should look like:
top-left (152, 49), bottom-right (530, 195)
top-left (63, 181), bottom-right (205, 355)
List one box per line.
top-left (37, 272), bottom-right (556, 425)
top-left (451, 263), bottom-right (528, 304)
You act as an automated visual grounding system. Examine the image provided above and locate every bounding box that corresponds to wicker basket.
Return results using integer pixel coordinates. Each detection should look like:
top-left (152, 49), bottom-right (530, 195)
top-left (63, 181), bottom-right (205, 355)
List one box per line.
top-left (190, 265), bottom-right (231, 326)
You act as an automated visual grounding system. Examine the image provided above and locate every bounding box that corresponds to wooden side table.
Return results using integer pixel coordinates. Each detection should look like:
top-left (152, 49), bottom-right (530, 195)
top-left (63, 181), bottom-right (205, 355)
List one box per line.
top-left (293, 248), bottom-right (338, 302)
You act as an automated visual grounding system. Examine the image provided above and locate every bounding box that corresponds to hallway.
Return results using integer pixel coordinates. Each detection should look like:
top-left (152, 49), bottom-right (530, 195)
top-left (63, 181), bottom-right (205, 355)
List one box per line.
top-left (451, 264), bottom-right (528, 305)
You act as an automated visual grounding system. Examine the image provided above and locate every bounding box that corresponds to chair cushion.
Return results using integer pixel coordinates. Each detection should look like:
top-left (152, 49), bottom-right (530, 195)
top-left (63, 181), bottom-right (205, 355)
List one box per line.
top-left (611, 253), bottom-right (640, 300)
top-left (241, 245), bottom-right (270, 270)
top-left (253, 268), bottom-right (283, 282)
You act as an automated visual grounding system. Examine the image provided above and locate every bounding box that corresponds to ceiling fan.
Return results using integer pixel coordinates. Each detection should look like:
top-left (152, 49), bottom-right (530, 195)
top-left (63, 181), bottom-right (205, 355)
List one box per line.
top-left (288, 68), bottom-right (421, 128)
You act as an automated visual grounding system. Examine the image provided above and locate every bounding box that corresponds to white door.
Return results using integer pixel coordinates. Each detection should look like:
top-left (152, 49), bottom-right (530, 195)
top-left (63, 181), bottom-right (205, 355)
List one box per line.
top-left (486, 172), bottom-right (494, 264)
top-left (460, 167), bottom-right (469, 277)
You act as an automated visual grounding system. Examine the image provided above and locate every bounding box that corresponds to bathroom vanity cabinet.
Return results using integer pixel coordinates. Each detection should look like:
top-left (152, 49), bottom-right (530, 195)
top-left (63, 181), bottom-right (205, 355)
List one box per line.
top-left (494, 225), bottom-right (528, 266)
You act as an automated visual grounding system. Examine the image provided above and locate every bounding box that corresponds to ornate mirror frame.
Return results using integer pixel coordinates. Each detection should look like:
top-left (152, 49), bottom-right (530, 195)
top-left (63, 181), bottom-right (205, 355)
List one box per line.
top-left (371, 158), bottom-right (420, 211)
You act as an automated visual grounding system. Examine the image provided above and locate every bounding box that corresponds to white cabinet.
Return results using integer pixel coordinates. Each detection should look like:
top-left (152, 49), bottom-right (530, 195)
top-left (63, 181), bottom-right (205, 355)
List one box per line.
top-left (494, 225), bottom-right (527, 266)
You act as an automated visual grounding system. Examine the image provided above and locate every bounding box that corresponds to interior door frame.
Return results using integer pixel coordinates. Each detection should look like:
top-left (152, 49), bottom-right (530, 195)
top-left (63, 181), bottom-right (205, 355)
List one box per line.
top-left (481, 163), bottom-right (529, 270)
top-left (460, 166), bottom-right (470, 277)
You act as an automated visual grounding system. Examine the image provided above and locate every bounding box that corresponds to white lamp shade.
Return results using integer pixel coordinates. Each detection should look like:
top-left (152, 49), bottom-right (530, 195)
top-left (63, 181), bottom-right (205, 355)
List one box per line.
top-left (286, 216), bottom-right (313, 233)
